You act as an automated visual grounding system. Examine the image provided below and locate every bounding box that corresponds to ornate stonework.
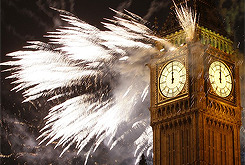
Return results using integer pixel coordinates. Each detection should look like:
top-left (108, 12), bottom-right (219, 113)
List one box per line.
top-left (149, 27), bottom-right (241, 165)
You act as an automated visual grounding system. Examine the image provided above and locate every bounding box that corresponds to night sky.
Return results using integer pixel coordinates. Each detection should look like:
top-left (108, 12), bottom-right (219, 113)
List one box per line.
top-left (1, 0), bottom-right (244, 164)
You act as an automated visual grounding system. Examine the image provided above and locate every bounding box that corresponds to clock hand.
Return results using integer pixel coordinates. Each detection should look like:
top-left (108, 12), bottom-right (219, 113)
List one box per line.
top-left (219, 64), bottom-right (222, 83)
top-left (171, 62), bottom-right (174, 84)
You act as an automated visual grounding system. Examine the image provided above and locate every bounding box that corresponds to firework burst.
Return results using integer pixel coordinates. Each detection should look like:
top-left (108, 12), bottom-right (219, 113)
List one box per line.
top-left (172, 0), bottom-right (197, 42)
top-left (2, 1), bottom-right (196, 164)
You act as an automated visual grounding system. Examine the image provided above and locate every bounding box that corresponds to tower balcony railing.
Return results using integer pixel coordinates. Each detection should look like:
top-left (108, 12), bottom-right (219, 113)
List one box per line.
top-left (163, 25), bottom-right (234, 54)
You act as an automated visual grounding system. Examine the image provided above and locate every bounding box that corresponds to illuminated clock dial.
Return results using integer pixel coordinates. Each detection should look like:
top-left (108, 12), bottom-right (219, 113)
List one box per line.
top-left (159, 61), bottom-right (187, 97)
top-left (209, 61), bottom-right (232, 97)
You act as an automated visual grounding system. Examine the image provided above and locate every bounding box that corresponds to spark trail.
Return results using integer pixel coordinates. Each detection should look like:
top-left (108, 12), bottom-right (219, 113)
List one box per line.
top-left (2, 1), bottom-right (196, 164)
top-left (173, 0), bottom-right (197, 42)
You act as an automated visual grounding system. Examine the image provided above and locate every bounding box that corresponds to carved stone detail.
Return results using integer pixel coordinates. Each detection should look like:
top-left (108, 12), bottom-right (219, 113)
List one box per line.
top-left (206, 97), bottom-right (239, 124)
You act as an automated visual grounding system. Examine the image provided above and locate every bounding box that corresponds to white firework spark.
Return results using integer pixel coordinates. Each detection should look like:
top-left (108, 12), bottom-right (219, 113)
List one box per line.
top-left (173, 0), bottom-right (197, 42)
top-left (2, 1), bottom-right (196, 164)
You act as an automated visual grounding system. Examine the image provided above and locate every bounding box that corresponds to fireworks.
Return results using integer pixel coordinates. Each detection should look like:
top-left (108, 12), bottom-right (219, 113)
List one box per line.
top-left (2, 1), bottom-right (196, 164)
top-left (172, 0), bottom-right (197, 42)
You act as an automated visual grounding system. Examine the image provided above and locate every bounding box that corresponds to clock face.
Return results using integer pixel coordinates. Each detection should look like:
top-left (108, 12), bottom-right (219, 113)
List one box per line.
top-left (159, 61), bottom-right (187, 97)
top-left (209, 61), bottom-right (232, 97)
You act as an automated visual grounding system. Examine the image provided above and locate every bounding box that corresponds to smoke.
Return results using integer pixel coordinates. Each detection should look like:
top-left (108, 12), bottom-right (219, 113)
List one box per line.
top-left (116, 0), bottom-right (133, 12)
top-left (1, 111), bottom-right (85, 164)
top-left (2, 8), bottom-right (173, 164)
top-left (143, 0), bottom-right (170, 20)
top-left (1, 109), bottom-right (139, 164)
top-left (2, 0), bottom-right (244, 164)
top-left (218, 0), bottom-right (244, 55)
top-left (2, 1), bottom-right (197, 163)
top-left (35, 0), bottom-right (76, 28)
top-left (2, 0), bottom-right (49, 30)
top-left (36, 0), bottom-right (75, 13)
top-left (1, 0), bottom-right (48, 43)
top-left (2, 0), bottom-right (76, 43)
top-left (218, 0), bottom-right (244, 34)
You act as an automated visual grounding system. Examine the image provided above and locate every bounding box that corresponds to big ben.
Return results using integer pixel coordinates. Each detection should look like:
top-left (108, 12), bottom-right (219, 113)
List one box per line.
top-left (149, 0), bottom-right (242, 164)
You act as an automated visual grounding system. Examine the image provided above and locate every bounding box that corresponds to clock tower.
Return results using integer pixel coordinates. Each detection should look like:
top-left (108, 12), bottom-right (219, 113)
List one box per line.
top-left (149, 0), bottom-right (242, 164)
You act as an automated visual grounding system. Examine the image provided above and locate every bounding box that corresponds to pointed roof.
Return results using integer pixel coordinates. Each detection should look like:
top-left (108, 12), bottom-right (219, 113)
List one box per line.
top-left (161, 0), bottom-right (229, 38)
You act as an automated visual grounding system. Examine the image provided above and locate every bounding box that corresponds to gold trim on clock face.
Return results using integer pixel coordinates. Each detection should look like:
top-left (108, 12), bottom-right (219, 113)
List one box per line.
top-left (159, 61), bottom-right (187, 98)
top-left (209, 61), bottom-right (232, 97)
